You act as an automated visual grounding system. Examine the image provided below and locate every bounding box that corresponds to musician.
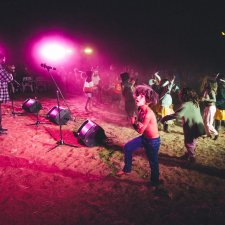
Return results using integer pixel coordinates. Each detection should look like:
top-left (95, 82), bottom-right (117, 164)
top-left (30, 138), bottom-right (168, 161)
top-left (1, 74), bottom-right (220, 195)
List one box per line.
top-left (0, 53), bottom-right (13, 133)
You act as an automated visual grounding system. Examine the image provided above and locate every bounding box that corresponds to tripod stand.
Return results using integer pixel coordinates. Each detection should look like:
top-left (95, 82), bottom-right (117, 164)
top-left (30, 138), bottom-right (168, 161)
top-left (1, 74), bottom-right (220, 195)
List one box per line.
top-left (41, 64), bottom-right (77, 151)
top-left (48, 90), bottom-right (77, 151)
top-left (27, 107), bottom-right (51, 127)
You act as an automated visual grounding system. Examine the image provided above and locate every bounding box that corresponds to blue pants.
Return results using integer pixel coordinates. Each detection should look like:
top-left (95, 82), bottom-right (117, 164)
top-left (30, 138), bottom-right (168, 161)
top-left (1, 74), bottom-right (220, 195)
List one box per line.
top-left (123, 135), bottom-right (161, 183)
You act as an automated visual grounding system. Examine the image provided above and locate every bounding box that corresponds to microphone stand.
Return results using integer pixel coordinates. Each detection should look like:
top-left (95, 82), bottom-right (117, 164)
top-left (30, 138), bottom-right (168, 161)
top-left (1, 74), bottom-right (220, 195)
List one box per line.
top-left (10, 79), bottom-right (23, 116)
top-left (41, 65), bottom-right (77, 151)
top-left (40, 64), bottom-right (74, 120)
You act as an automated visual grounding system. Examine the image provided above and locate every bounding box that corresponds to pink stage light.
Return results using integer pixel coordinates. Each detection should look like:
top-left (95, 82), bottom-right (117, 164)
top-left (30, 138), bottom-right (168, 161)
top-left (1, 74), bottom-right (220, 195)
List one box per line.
top-left (31, 34), bottom-right (77, 67)
top-left (40, 43), bottom-right (66, 61)
top-left (66, 48), bottom-right (74, 54)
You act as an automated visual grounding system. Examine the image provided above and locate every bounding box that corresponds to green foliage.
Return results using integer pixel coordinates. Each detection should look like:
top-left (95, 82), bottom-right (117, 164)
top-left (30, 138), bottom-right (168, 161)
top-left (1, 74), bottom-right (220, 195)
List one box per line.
top-left (98, 147), bottom-right (123, 175)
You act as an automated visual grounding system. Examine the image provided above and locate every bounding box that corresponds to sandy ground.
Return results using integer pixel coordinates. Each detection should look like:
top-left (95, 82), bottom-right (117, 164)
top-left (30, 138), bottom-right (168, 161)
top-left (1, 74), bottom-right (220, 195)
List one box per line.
top-left (0, 93), bottom-right (225, 225)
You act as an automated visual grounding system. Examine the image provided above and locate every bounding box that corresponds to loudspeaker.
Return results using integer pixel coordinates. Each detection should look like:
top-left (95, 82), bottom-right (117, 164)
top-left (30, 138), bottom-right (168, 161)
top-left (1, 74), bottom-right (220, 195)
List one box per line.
top-left (22, 98), bottom-right (42, 113)
top-left (47, 106), bottom-right (71, 125)
top-left (77, 120), bottom-right (106, 147)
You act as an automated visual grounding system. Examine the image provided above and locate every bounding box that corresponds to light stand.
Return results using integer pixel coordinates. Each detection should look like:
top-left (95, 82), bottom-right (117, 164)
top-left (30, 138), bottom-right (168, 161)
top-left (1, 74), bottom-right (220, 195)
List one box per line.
top-left (40, 64), bottom-right (77, 151)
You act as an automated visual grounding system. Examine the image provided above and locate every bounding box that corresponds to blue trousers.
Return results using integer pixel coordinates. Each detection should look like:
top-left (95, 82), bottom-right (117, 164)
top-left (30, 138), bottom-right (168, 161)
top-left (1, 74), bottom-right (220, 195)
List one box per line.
top-left (123, 135), bottom-right (161, 183)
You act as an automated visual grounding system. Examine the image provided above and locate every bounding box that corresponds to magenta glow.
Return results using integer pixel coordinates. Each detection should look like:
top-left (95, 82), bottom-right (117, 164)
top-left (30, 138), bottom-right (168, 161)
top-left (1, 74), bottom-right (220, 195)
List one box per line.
top-left (32, 35), bottom-right (76, 66)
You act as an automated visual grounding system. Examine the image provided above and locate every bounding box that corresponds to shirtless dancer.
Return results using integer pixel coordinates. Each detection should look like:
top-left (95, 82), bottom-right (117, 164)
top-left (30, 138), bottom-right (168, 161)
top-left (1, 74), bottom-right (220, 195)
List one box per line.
top-left (117, 85), bottom-right (161, 186)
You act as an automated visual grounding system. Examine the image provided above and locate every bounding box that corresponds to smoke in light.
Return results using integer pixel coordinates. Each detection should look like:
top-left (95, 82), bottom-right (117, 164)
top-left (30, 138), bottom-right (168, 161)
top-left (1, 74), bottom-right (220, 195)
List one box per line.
top-left (40, 43), bottom-right (66, 61)
top-left (31, 34), bottom-right (77, 67)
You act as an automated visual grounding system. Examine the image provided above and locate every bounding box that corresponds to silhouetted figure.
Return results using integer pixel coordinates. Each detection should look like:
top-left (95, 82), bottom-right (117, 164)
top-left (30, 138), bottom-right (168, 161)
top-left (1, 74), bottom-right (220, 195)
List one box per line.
top-left (120, 72), bottom-right (137, 118)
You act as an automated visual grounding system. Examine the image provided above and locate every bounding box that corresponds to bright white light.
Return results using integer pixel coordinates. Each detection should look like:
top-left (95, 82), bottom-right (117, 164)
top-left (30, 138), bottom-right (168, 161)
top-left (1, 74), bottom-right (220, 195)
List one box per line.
top-left (41, 43), bottom-right (66, 61)
top-left (84, 47), bottom-right (93, 54)
top-left (66, 48), bottom-right (74, 54)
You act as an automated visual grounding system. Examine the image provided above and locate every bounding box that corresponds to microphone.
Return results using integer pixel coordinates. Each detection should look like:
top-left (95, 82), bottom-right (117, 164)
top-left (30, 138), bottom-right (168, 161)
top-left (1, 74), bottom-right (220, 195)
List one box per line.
top-left (40, 63), bottom-right (56, 70)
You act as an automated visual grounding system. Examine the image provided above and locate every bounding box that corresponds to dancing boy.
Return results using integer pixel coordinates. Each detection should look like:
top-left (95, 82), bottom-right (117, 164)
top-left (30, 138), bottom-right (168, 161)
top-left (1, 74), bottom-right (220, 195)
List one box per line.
top-left (117, 85), bottom-right (161, 186)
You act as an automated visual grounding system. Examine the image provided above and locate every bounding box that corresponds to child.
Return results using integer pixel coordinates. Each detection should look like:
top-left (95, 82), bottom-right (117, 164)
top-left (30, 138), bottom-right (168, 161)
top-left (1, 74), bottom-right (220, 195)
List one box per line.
top-left (215, 74), bottom-right (225, 132)
top-left (120, 72), bottom-right (137, 119)
top-left (83, 71), bottom-right (94, 112)
top-left (117, 84), bottom-right (161, 186)
top-left (156, 76), bottom-right (175, 132)
top-left (111, 76), bottom-right (122, 109)
top-left (161, 87), bottom-right (205, 162)
top-left (201, 79), bottom-right (218, 140)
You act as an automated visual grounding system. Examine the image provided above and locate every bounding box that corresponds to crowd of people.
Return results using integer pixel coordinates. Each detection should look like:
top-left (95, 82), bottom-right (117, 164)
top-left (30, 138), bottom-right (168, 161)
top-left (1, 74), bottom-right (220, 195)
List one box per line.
top-left (79, 68), bottom-right (225, 186)
top-left (1, 52), bottom-right (225, 188)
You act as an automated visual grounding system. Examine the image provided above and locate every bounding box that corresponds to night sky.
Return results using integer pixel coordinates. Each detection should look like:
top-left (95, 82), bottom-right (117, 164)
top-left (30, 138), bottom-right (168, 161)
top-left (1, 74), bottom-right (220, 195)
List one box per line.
top-left (1, 0), bottom-right (225, 71)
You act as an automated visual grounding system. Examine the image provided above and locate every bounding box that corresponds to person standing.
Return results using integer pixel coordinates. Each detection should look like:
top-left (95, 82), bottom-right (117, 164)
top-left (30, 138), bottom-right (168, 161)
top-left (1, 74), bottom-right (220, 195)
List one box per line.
top-left (120, 72), bottom-right (137, 119)
top-left (83, 71), bottom-right (94, 112)
top-left (161, 87), bottom-right (205, 162)
top-left (201, 79), bottom-right (218, 140)
top-left (156, 76), bottom-right (175, 132)
top-left (215, 74), bottom-right (225, 132)
top-left (0, 53), bottom-right (13, 133)
top-left (117, 85), bottom-right (161, 186)
top-left (92, 69), bottom-right (101, 104)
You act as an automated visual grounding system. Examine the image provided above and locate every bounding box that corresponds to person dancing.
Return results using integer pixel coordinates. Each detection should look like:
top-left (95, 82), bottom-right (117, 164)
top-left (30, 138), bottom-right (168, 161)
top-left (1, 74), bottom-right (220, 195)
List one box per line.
top-left (0, 53), bottom-right (13, 133)
top-left (156, 76), bottom-right (175, 132)
top-left (161, 87), bottom-right (205, 162)
top-left (83, 71), bottom-right (94, 112)
top-left (117, 84), bottom-right (161, 186)
top-left (215, 74), bottom-right (225, 132)
top-left (201, 79), bottom-right (218, 140)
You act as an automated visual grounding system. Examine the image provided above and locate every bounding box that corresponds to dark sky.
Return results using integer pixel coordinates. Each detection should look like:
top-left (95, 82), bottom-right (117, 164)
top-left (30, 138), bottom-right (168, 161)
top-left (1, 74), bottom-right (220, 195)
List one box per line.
top-left (1, 0), bottom-right (225, 70)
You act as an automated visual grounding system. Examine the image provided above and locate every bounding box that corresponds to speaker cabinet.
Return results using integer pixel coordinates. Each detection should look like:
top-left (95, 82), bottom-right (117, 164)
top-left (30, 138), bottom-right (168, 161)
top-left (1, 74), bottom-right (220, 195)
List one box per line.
top-left (22, 98), bottom-right (42, 113)
top-left (77, 120), bottom-right (106, 147)
top-left (47, 106), bottom-right (71, 125)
